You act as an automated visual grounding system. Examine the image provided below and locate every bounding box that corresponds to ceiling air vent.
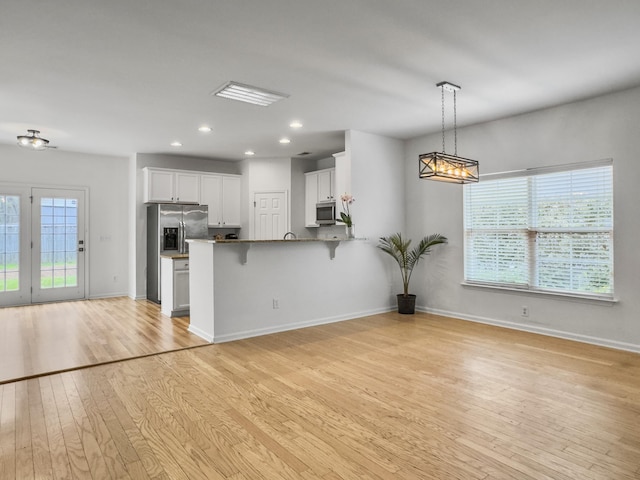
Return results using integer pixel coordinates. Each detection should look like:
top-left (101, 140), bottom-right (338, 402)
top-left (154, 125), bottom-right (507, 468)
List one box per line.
top-left (212, 81), bottom-right (289, 107)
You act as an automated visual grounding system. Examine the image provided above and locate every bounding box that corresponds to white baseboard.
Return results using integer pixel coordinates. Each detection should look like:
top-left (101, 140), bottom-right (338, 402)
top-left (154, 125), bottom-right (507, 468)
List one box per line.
top-left (188, 324), bottom-right (214, 343)
top-left (88, 292), bottom-right (129, 300)
top-left (418, 305), bottom-right (640, 354)
top-left (213, 307), bottom-right (393, 344)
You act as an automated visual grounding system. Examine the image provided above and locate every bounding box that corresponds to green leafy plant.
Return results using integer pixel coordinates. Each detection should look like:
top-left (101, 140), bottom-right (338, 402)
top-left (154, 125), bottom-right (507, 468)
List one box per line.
top-left (378, 233), bottom-right (447, 297)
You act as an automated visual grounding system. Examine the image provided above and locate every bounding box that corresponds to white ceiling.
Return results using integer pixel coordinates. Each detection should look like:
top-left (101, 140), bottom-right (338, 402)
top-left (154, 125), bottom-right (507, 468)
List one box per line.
top-left (2, 0), bottom-right (640, 161)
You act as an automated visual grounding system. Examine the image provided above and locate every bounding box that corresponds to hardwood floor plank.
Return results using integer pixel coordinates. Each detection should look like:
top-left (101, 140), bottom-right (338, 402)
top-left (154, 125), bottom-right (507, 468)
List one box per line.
top-left (38, 376), bottom-right (72, 480)
top-left (49, 374), bottom-right (93, 479)
top-left (0, 383), bottom-right (16, 480)
top-left (0, 298), bottom-right (208, 384)
top-left (27, 379), bottom-right (53, 479)
top-left (14, 381), bottom-right (34, 479)
top-left (69, 371), bottom-right (132, 479)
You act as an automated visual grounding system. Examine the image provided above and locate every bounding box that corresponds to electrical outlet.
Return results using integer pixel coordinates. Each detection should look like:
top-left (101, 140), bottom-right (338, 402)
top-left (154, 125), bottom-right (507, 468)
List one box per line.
top-left (521, 306), bottom-right (529, 317)
top-left (272, 299), bottom-right (279, 309)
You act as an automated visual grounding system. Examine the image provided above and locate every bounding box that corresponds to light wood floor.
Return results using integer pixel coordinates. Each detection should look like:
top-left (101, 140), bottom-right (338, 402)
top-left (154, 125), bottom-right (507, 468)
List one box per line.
top-left (0, 297), bottom-right (208, 384)
top-left (1, 312), bottom-right (639, 479)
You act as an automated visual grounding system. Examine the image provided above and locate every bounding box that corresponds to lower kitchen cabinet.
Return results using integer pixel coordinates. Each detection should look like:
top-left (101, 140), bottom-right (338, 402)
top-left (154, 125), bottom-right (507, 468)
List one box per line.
top-left (161, 257), bottom-right (190, 317)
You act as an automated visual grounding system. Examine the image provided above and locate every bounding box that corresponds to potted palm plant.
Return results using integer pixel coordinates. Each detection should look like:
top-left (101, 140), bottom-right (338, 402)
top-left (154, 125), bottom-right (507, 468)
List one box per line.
top-left (377, 232), bottom-right (447, 314)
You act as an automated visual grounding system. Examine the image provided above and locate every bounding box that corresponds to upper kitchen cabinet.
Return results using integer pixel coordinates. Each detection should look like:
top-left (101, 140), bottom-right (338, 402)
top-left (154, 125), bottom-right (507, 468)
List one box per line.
top-left (304, 168), bottom-right (335, 227)
top-left (200, 174), bottom-right (241, 227)
top-left (317, 168), bottom-right (336, 202)
top-left (305, 172), bottom-right (319, 227)
top-left (143, 167), bottom-right (200, 204)
top-left (332, 151), bottom-right (351, 202)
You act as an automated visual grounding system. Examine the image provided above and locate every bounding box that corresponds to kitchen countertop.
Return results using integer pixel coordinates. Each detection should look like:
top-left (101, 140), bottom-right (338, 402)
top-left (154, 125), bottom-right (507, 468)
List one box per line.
top-left (187, 238), bottom-right (344, 244)
top-left (160, 253), bottom-right (190, 259)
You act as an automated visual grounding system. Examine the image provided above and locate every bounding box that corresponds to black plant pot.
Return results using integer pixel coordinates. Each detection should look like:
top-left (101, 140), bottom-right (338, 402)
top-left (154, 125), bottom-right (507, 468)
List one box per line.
top-left (396, 294), bottom-right (416, 314)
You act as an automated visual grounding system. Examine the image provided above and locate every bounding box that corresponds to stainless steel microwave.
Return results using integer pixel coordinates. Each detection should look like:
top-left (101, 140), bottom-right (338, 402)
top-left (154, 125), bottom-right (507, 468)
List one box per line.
top-left (316, 202), bottom-right (336, 225)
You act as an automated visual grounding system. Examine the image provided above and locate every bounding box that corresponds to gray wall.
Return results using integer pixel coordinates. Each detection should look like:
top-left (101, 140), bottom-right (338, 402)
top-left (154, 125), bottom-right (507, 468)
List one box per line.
top-left (0, 144), bottom-right (129, 298)
top-left (405, 85), bottom-right (640, 352)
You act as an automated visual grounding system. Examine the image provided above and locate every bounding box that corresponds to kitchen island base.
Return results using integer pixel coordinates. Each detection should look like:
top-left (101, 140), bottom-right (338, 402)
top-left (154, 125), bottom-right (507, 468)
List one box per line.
top-left (187, 239), bottom-right (395, 343)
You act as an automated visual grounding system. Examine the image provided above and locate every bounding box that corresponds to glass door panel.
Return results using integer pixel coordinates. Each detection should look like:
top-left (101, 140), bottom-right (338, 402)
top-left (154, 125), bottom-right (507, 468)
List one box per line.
top-left (0, 187), bottom-right (31, 306)
top-left (0, 195), bottom-right (20, 292)
top-left (32, 188), bottom-right (85, 303)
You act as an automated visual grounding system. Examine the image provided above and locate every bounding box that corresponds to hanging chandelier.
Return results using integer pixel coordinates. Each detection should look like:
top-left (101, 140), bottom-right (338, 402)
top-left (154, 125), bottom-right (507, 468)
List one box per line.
top-left (17, 129), bottom-right (50, 150)
top-left (419, 82), bottom-right (479, 183)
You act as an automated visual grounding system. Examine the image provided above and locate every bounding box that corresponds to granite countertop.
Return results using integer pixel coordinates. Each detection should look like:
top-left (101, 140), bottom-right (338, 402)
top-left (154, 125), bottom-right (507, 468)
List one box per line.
top-left (160, 253), bottom-right (190, 259)
top-left (187, 238), bottom-right (345, 244)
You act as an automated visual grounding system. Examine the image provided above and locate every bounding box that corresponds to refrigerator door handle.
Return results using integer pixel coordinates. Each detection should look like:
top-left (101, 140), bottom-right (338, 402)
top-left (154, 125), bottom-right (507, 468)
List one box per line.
top-left (178, 221), bottom-right (184, 253)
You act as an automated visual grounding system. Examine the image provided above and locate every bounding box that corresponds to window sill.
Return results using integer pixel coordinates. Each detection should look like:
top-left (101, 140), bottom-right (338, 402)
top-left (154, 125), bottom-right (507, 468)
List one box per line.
top-left (460, 281), bottom-right (618, 305)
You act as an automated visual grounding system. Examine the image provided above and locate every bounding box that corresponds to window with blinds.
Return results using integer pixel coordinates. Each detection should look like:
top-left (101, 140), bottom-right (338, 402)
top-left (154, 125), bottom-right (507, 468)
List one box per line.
top-left (463, 160), bottom-right (613, 298)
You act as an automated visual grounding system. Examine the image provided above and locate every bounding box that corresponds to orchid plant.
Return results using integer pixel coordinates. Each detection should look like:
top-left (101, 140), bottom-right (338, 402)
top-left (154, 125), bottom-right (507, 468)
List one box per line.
top-left (338, 193), bottom-right (355, 227)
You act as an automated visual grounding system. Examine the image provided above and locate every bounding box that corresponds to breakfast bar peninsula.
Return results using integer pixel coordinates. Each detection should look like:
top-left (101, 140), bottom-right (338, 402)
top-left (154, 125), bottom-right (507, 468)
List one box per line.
top-left (186, 238), bottom-right (392, 343)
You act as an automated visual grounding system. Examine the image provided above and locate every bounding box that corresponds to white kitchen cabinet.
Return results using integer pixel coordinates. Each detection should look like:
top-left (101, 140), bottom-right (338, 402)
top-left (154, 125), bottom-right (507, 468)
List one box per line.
top-left (143, 167), bottom-right (199, 204)
top-left (144, 168), bottom-right (174, 203)
top-left (304, 168), bottom-right (335, 227)
top-left (317, 169), bottom-right (336, 202)
top-left (333, 151), bottom-right (351, 204)
top-left (200, 174), bottom-right (241, 227)
top-left (304, 172), bottom-right (319, 227)
top-left (221, 175), bottom-right (241, 226)
top-left (161, 257), bottom-right (190, 317)
top-left (174, 172), bottom-right (200, 203)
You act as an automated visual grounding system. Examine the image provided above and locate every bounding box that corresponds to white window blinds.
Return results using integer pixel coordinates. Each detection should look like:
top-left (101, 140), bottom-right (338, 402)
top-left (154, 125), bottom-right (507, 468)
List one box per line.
top-left (463, 161), bottom-right (613, 297)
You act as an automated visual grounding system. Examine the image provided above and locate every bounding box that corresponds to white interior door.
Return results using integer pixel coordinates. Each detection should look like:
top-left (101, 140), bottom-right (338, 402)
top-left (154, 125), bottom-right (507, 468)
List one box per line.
top-left (254, 191), bottom-right (287, 240)
top-left (31, 188), bottom-right (86, 303)
top-left (0, 186), bottom-right (31, 306)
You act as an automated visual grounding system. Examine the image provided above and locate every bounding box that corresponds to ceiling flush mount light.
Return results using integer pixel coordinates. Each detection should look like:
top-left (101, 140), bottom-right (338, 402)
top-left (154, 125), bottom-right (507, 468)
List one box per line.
top-left (289, 121), bottom-right (303, 129)
top-left (279, 138), bottom-right (291, 144)
top-left (419, 82), bottom-right (479, 184)
top-left (198, 125), bottom-right (212, 133)
top-left (212, 81), bottom-right (289, 107)
top-left (17, 129), bottom-right (50, 150)
top-left (244, 150), bottom-right (255, 156)
top-left (170, 141), bottom-right (182, 147)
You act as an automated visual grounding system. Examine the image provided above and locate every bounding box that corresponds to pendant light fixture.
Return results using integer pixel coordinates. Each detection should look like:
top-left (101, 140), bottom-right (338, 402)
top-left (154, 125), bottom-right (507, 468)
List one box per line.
top-left (419, 82), bottom-right (479, 183)
top-left (16, 129), bottom-right (50, 150)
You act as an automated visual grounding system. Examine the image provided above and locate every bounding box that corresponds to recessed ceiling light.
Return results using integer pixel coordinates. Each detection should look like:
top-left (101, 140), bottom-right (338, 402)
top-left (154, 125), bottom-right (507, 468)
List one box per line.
top-left (212, 81), bottom-right (289, 107)
top-left (289, 121), bottom-right (303, 129)
top-left (279, 138), bottom-right (291, 144)
top-left (198, 125), bottom-right (212, 133)
top-left (245, 150), bottom-right (255, 156)
top-left (170, 141), bottom-right (182, 147)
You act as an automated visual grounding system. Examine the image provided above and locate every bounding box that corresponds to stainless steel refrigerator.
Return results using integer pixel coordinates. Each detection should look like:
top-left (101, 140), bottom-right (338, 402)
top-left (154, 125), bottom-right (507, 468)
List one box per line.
top-left (147, 204), bottom-right (208, 304)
